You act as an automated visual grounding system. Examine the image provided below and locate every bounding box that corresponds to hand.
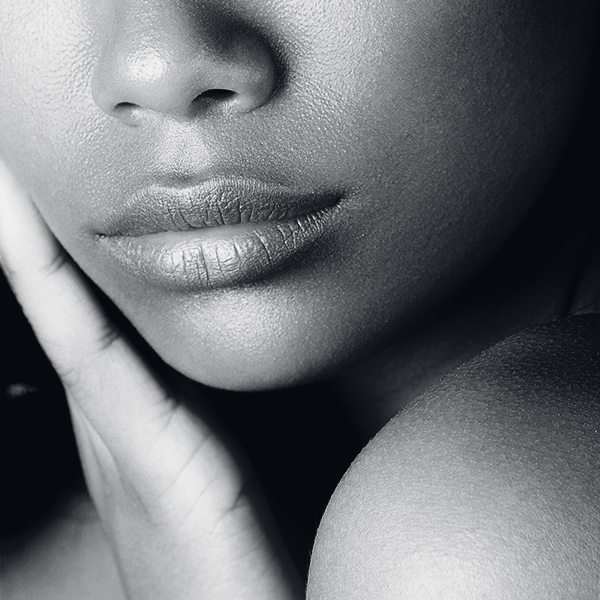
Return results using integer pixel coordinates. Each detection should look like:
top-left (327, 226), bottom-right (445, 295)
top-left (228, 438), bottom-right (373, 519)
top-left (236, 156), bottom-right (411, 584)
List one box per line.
top-left (0, 160), bottom-right (303, 600)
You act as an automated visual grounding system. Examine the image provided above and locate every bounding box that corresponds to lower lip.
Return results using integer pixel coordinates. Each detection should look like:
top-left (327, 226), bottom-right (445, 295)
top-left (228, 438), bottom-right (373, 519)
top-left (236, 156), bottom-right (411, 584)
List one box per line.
top-left (97, 206), bottom-right (338, 290)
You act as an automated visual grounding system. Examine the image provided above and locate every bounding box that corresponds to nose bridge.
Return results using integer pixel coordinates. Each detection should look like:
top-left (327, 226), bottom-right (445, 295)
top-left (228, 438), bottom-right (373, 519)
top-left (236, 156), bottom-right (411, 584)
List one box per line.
top-left (92, 0), bottom-right (277, 121)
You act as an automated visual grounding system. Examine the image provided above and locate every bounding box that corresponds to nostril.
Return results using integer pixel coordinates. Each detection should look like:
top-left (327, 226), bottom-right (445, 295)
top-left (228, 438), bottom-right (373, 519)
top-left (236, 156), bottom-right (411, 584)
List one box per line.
top-left (196, 89), bottom-right (237, 102)
top-left (108, 101), bottom-right (142, 125)
top-left (194, 89), bottom-right (237, 106)
top-left (114, 101), bottom-right (139, 113)
top-left (190, 89), bottom-right (240, 116)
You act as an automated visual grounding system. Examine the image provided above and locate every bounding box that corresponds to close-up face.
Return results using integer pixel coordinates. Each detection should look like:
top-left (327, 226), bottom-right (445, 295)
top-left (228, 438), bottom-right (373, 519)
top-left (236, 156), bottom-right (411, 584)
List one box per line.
top-left (0, 0), bottom-right (596, 390)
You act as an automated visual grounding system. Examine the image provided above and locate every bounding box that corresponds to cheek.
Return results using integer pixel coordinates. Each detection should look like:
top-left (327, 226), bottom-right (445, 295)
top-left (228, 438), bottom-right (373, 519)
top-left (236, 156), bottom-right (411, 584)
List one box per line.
top-left (1, 3), bottom-right (90, 151)
top-left (0, 1), bottom-right (107, 235)
top-left (0, 0), bottom-right (592, 389)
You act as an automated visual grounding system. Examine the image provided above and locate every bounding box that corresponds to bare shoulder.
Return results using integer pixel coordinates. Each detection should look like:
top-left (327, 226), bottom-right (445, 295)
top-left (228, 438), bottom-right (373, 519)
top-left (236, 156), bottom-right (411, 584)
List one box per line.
top-left (308, 316), bottom-right (600, 600)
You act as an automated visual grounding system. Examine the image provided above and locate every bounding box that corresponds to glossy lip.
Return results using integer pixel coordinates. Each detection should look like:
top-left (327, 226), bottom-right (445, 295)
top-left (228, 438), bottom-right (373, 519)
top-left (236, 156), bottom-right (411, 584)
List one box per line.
top-left (97, 177), bottom-right (342, 290)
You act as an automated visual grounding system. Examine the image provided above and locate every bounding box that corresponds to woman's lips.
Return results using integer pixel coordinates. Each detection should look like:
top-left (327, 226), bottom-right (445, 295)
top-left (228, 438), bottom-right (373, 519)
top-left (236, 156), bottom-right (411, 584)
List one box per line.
top-left (97, 177), bottom-right (341, 290)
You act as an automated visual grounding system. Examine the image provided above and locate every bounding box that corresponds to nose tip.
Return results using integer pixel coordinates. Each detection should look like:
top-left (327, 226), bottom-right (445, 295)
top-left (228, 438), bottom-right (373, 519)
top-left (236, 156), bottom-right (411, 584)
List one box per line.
top-left (91, 8), bottom-right (278, 122)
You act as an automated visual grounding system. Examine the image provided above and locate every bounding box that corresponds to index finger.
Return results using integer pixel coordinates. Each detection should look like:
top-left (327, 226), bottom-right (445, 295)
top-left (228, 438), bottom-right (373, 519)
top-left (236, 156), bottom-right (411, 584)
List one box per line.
top-left (0, 159), bottom-right (171, 448)
top-left (0, 159), bottom-right (238, 498)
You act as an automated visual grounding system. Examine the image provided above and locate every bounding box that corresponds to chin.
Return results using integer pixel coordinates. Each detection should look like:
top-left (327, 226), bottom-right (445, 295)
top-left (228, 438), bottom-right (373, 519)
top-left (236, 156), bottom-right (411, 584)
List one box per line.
top-left (155, 340), bottom-right (332, 392)
top-left (124, 304), bottom-right (334, 393)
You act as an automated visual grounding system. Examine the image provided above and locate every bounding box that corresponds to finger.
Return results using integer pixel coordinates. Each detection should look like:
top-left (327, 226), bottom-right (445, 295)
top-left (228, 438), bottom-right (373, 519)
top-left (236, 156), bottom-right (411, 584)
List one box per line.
top-left (0, 160), bottom-right (196, 469)
top-left (0, 161), bottom-right (242, 514)
top-left (0, 160), bottom-right (302, 600)
top-left (0, 160), bottom-right (243, 541)
top-left (0, 160), bottom-right (117, 370)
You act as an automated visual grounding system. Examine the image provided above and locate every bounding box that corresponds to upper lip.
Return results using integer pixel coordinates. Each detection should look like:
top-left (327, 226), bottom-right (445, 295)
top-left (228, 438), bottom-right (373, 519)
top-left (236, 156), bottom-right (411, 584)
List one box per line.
top-left (100, 176), bottom-right (341, 237)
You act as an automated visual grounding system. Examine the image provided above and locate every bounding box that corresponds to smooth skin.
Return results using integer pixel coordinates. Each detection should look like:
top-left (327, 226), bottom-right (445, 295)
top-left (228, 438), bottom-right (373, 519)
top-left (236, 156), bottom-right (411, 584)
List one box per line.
top-left (1, 0), bottom-right (599, 597)
top-left (2, 162), bottom-right (598, 599)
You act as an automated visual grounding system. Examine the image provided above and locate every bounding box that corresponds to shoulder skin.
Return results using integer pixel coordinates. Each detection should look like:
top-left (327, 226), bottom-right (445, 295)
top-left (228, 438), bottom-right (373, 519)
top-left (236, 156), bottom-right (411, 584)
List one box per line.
top-left (308, 315), bottom-right (600, 600)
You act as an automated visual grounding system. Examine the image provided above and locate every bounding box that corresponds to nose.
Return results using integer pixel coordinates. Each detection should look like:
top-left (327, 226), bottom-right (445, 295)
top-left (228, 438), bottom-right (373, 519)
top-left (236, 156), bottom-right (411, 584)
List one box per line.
top-left (92, 1), bottom-right (278, 122)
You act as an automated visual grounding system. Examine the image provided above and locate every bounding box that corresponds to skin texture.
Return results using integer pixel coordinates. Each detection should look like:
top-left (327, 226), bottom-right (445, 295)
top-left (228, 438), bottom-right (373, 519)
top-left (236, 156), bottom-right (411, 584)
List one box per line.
top-left (308, 316), bottom-right (600, 599)
top-left (0, 1), bottom-right (599, 599)
top-left (0, 0), bottom-right (596, 390)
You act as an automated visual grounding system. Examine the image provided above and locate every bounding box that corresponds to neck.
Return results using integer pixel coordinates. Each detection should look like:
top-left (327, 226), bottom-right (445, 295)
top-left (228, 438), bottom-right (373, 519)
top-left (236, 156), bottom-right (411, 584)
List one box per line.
top-left (329, 138), bottom-right (598, 439)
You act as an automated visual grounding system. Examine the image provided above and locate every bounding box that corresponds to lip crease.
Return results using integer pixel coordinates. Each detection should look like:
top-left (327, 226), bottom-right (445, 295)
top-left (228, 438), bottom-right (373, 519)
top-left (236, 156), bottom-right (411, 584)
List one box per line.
top-left (97, 176), bottom-right (342, 290)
